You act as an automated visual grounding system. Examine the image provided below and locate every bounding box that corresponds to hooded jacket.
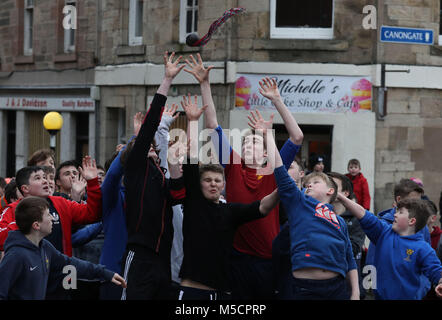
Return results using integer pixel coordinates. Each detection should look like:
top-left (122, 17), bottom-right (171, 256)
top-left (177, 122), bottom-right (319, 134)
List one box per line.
top-left (124, 93), bottom-right (183, 264)
top-left (0, 177), bottom-right (102, 256)
top-left (359, 212), bottom-right (442, 300)
top-left (0, 230), bottom-right (114, 300)
top-left (346, 172), bottom-right (371, 210)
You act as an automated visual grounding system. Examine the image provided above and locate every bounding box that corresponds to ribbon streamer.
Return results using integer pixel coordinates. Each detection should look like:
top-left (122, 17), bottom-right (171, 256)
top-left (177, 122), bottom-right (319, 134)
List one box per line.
top-left (186, 7), bottom-right (246, 47)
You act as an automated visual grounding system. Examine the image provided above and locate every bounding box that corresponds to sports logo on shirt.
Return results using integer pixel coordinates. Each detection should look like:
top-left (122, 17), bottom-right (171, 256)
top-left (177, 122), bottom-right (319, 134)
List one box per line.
top-left (314, 203), bottom-right (340, 229)
top-left (404, 249), bottom-right (414, 262)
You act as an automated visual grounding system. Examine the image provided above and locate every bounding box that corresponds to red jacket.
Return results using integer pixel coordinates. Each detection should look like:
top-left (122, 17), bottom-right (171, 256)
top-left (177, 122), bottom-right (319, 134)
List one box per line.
top-left (431, 226), bottom-right (442, 251)
top-left (0, 177), bottom-right (102, 256)
top-left (346, 172), bottom-right (371, 210)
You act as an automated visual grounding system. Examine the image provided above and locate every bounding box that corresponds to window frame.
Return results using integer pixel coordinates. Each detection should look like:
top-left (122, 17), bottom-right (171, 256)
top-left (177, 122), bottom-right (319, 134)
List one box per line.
top-left (23, 0), bottom-right (34, 56)
top-left (128, 0), bottom-right (143, 46)
top-left (269, 0), bottom-right (334, 40)
top-left (439, 0), bottom-right (442, 44)
top-left (179, 0), bottom-right (198, 43)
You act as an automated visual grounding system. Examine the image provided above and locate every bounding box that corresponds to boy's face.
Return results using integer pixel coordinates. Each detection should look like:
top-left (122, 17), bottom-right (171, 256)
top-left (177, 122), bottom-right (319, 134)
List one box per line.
top-left (288, 161), bottom-right (304, 183)
top-left (22, 170), bottom-right (50, 197)
top-left (313, 162), bottom-right (324, 173)
top-left (348, 164), bottom-right (361, 176)
top-left (200, 171), bottom-right (225, 204)
top-left (46, 172), bottom-right (55, 196)
top-left (36, 208), bottom-right (54, 236)
top-left (97, 168), bottom-right (106, 186)
top-left (304, 176), bottom-right (333, 203)
top-left (242, 134), bottom-right (267, 167)
top-left (148, 144), bottom-right (159, 162)
top-left (56, 165), bottom-right (79, 193)
top-left (393, 207), bottom-right (415, 234)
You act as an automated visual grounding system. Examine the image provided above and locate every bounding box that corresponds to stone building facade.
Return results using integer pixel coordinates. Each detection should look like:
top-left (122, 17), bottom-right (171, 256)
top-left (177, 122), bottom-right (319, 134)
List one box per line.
top-left (0, 0), bottom-right (441, 212)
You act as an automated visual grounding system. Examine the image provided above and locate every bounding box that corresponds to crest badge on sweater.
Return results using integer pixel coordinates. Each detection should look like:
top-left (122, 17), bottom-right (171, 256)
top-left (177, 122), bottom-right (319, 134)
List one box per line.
top-left (314, 203), bottom-right (340, 229)
top-left (404, 249), bottom-right (414, 262)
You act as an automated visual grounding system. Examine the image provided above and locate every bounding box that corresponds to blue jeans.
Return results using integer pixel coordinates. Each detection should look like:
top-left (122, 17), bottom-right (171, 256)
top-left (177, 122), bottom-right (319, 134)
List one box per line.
top-left (291, 275), bottom-right (350, 300)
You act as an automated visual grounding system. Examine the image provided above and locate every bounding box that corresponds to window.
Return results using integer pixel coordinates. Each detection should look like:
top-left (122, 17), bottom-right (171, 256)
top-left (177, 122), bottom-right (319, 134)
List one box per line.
top-left (270, 0), bottom-right (334, 39)
top-left (129, 0), bottom-right (143, 46)
top-left (24, 0), bottom-right (34, 55)
top-left (179, 0), bottom-right (198, 43)
top-left (64, 0), bottom-right (76, 53)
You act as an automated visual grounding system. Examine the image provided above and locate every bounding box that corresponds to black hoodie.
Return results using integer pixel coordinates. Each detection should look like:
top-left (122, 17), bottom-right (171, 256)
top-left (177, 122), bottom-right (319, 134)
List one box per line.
top-left (0, 230), bottom-right (114, 300)
top-left (124, 93), bottom-right (183, 265)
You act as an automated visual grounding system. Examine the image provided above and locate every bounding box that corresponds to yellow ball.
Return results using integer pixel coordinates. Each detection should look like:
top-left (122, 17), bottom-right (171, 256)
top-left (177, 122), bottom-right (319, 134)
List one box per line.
top-left (43, 112), bottom-right (63, 131)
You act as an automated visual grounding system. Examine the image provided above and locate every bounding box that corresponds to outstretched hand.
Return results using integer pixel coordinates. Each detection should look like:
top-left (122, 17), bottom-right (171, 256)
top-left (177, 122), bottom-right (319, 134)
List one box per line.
top-left (164, 51), bottom-right (185, 79)
top-left (111, 273), bottom-right (127, 288)
top-left (181, 94), bottom-right (208, 122)
top-left (163, 103), bottom-right (180, 121)
top-left (436, 283), bottom-right (442, 298)
top-left (78, 156), bottom-right (98, 181)
top-left (259, 77), bottom-right (281, 102)
top-left (247, 110), bottom-right (274, 132)
top-left (70, 174), bottom-right (87, 202)
top-left (184, 53), bottom-right (214, 83)
top-left (133, 112), bottom-right (144, 136)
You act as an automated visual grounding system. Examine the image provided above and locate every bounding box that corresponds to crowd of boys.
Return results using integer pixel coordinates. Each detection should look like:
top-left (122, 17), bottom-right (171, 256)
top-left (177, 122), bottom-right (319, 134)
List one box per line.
top-left (0, 52), bottom-right (441, 300)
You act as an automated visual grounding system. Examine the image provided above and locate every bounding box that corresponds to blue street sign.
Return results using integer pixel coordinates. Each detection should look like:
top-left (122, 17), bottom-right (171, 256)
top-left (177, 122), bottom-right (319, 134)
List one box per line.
top-left (380, 25), bottom-right (434, 45)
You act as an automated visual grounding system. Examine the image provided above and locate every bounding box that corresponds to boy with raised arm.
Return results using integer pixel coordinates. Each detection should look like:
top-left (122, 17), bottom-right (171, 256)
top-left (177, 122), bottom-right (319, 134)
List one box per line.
top-left (168, 96), bottom-right (280, 300)
top-left (0, 196), bottom-right (126, 300)
top-left (120, 52), bottom-right (185, 300)
top-left (184, 54), bottom-right (303, 299)
top-left (262, 119), bottom-right (359, 300)
top-left (337, 194), bottom-right (442, 300)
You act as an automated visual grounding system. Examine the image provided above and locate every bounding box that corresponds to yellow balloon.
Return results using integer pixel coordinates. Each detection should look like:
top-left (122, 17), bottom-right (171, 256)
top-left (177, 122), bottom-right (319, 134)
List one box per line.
top-left (43, 112), bottom-right (63, 131)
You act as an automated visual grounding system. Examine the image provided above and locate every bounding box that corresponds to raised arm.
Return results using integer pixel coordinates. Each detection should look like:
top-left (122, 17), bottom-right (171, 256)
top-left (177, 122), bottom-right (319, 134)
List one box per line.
top-left (180, 94), bottom-right (208, 160)
top-left (157, 52), bottom-right (185, 96)
top-left (259, 189), bottom-right (280, 216)
top-left (155, 104), bottom-right (179, 175)
top-left (127, 52), bottom-right (184, 170)
top-left (247, 109), bottom-right (283, 170)
top-left (184, 53), bottom-right (218, 129)
top-left (336, 192), bottom-right (366, 220)
top-left (259, 77), bottom-right (304, 145)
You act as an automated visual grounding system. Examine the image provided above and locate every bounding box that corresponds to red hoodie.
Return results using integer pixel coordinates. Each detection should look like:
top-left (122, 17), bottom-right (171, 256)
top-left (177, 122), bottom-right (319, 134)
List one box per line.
top-left (431, 226), bottom-right (442, 251)
top-left (0, 177), bottom-right (102, 256)
top-left (346, 172), bottom-right (371, 210)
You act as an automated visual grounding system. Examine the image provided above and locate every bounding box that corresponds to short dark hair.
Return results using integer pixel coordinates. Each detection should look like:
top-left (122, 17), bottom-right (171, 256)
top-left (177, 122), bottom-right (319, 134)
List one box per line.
top-left (120, 138), bottom-right (160, 169)
top-left (15, 166), bottom-right (46, 195)
top-left (347, 159), bottom-right (361, 168)
top-left (425, 200), bottom-right (438, 216)
top-left (0, 177), bottom-right (6, 190)
top-left (328, 172), bottom-right (354, 196)
top-left (397, 198), bottom-right (432, 232)
top-left (199, 164), bottom-right (225, 180)
top-left (394, 179), bottom-right (424, 200)
top-left (42, 166), bottom-right (55, 176)
top-left (5, 179), bottom-right (20, 203)
top-left (27, 149), bottom-right (55, 167)
top-left (55, 160), bottom-right (79, 181)
top-left (15, 196), bottom-right (49, 235)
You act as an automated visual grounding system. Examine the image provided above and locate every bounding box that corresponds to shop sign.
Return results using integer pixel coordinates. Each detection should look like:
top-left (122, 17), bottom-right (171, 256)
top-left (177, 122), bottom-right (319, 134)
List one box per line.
top-left (235, 74), bottom-right (372, 113)
top-left (0, 96), bottom-right (95, 111)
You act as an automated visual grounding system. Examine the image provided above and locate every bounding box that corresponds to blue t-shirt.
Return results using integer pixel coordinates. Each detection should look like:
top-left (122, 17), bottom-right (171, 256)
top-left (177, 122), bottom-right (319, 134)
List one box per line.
top-left (273, 166), bottom-right (357, 278)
